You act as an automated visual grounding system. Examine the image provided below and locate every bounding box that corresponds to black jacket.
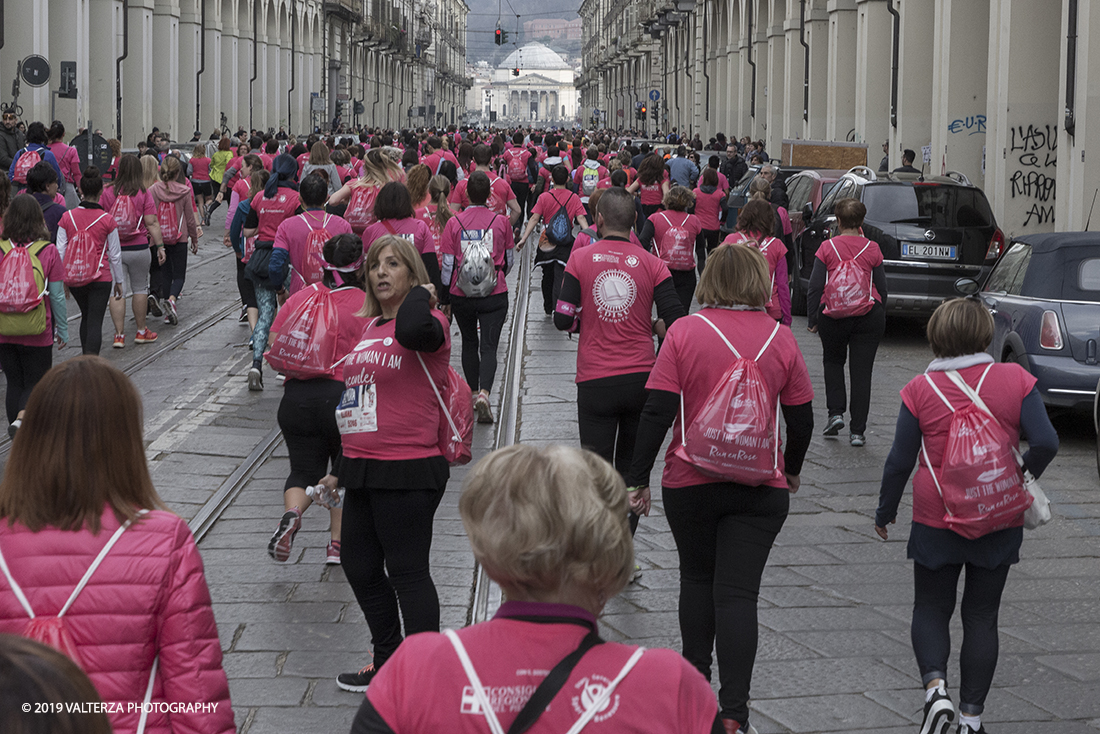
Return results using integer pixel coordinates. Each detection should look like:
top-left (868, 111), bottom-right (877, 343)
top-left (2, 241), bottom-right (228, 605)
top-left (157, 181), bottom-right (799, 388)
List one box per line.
top-left (720, 154), bottom-right (747, 186)
top-left (0, 125), bottom-right (25, 172)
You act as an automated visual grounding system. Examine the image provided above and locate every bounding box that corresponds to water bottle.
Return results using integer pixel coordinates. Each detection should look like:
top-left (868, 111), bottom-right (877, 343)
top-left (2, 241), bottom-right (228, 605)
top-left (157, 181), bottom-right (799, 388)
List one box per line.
top-left (306, 483), bottom-right (345, 509)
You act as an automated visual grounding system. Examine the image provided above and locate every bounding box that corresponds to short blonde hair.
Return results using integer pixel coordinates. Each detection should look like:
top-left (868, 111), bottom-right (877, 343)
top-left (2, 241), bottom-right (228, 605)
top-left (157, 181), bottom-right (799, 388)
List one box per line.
top-left (356, 235), bottom-right (430, 318)
top-left (459, 444), bottom-right (633, 599)
top-left (926, 297), bottom-right (994, 358)
top-left (663, 184), bottom-right (695, 212)
top-left (696, 243), bottom-right (771, 308)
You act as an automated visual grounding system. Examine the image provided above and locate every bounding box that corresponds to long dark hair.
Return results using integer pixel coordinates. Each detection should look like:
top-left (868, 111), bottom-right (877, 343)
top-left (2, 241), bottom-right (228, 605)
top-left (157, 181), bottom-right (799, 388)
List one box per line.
top-left (112, 154), bottom-right (145, 196)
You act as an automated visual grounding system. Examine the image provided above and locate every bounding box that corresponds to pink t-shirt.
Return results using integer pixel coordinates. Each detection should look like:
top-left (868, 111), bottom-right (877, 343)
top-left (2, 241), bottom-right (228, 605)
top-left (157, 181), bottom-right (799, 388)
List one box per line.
top-left (414, 204), bottom-right (446, 257)
top-left (440, 207), bottom-right (515, 299)
top-left (338, 310), bottom-right (451, 460)
top-left (561, 238), bottom-right (671, 383)
top-left (57, 207), bottom-right (119, 284)
top-left (647, 308), bottom-right (815, 488)
top-left (449, 173), bottom-right (516, 217)
top-left (274, 210), bottom-right (355, 294)
top-left (366, 617), bottom-right (719, 734)
top-left (47, 142), bottom-right (81, 186)
top-left (531, 189), bottom-right (585, 224)
top-left (0, 242), bottom-right (64, 346)
top-left (815, 234), bottom-right (884, 308)
top-left (639, 170), bottom-right (670, 206)
top-left (694, 187), bottom-right (725, 230)
top-left (190, 157), bottom-right (212, 181)
top-left (900, 363), bottom-right (1036, 531)
top-left (723, 232), bottom-right (788, 320)
top-left (649, 210), bottom-right (703, 272)
top-left (249, 190), bottom-right (300, 242)
top-left (100, 188), bottom-right (155, 248)
top-left (270, 285), bottom-right (368, 383)
top-left (363, 217), bottom-right (434, 259)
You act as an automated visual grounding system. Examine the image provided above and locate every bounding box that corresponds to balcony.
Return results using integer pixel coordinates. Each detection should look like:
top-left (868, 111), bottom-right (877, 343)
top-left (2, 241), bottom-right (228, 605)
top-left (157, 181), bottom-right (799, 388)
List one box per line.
top-left (326, 0), bottom-right (363, 24)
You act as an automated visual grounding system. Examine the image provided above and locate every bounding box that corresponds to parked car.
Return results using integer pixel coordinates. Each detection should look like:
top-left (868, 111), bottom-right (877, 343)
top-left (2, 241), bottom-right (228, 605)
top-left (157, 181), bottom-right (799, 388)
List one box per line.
top-left (976, 232), bottom-right (1100, 412)
top-left (790, 166), bottom-right (1005, 316)
top-left (1094, 376), bottom-right (1100, 476)
top-left (785, 169), bottom-right (846, 241)
top-left (719, 165), bottom-right (816, 235)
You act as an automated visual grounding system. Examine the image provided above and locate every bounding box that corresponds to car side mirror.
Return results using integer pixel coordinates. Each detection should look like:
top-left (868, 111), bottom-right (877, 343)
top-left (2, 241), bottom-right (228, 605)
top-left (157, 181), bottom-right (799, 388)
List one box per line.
top-left (954, 277), bottom-right (980, 296)
top-left (802, 202), bottom-right (813, 221)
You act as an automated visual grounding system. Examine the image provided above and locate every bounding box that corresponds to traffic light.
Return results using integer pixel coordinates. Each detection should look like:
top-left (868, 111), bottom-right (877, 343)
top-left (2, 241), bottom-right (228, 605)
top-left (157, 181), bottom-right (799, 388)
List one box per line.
top-left (512, 68), bottom-right (520, 77)
top-left (638, 106), bottom-right (647, 120)
top-left (495, 28), bottom-right (503, 45)
top-left (651, 101), bottom-right (659, 121)
top-left (501, 30), bottom-right (509, 44)
top-left (335, 100), bottom-right (344, 118)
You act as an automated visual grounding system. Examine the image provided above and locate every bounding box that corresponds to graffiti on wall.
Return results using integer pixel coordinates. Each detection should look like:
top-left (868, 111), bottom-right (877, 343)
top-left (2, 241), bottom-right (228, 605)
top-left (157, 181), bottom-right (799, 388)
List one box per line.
top-left (948, 115), bottom-right (986, 136)
top-left (1009, 123), bottom-right (1056, 228)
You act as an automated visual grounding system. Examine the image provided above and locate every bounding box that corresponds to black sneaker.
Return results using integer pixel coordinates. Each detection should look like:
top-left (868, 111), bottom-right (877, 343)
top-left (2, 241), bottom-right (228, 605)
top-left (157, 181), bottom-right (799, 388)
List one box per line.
top-left (147, 295), bottom-right (163, 318)
top-left (957, 724), bottom-right (986, 734)
top-left (267, 510), bottom-right (301, 562)
top-left (822, 414), bottom-right (844, 437)
top-left (920, 686), bottom-right (955, 734)
top-left (337, 662), bottom-right (378, 692)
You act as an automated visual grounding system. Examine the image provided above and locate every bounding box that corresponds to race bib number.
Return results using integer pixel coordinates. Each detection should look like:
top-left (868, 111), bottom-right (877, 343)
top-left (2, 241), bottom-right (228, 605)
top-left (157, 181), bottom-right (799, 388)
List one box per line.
top-left (335, 384), bottom-right (378, 434)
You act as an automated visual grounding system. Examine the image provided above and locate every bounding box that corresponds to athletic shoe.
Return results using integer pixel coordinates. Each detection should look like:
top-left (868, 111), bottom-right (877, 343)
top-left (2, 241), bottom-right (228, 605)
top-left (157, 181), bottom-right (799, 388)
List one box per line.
top-left (957, 724), bottom-right (985, 734)
top-left (720, 720), bottom-right (759, 734)
top-left (920, 686), bottom-right (955, 734)
top-left (326, 540), bottom-right (341, 565)
top-left (238, 307), bottom-right (249, 324)
top-left (850, 433), bottom-right (866, 447)
top-left (248, 367), bottom-right (264, 391)
top-left (112, 334), bottom-right (125, 349)
top-left (147, 295), bottom-right (163, 318)
top-left (165, 300), bottom-right (178, 326)
top-left (267, 509), bottom-right (301, 562)
top-left (474, 393), bottom-right (494, 424)
top-left (631, 564), bottom-right (642, 582)
top-left (336, 662), bottom-right (378, 692)
top-left (822, 414), bottom-right (844, 436)
top-left (8, 419), bottom-right (21, 439)
top-left (134, 328), bottom-right (158, 344)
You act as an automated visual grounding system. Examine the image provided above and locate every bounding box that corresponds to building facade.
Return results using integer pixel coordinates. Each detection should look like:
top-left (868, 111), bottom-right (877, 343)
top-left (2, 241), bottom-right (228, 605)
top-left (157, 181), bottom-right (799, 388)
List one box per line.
top-left (480, 43), bottom-right (580, 125)
top-left (523, 18), bottom-right (583, 41)
top-left (579, 0), bottom-right (1098, 236)
top-left (0, 0), bottom-right (469, 146)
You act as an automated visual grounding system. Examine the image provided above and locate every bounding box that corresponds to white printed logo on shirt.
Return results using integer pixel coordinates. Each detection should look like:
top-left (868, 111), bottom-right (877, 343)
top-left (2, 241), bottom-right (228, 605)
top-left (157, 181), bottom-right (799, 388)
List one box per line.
top-left (459, 684), bottom-right (537, 715)
top-left (592, 270), bottom-right (637, 323)
top-left (571, 674), bottom-right (621, 723)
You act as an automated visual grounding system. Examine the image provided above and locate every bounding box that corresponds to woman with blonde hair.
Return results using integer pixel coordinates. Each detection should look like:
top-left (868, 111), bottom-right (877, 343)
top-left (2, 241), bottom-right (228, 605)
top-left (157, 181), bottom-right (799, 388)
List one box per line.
top-left (0, 357), bottom-right (236, 734)
top-left (640, 184), bottom-right (702, 311)
top-left (876, 297), bottom-right (1058, 734)
top-left (315, 235), bottom-right (452, 693)
top-left (147, 155), bottom-right (200, 325)
top-left (627, 243), bottom-right (815, 734)
top-left (415, 174), bottom-right (454, 258)
top-left (328, 148), bottom-right (404, 233)
top-left (351, 444), bottom-right (721, 733)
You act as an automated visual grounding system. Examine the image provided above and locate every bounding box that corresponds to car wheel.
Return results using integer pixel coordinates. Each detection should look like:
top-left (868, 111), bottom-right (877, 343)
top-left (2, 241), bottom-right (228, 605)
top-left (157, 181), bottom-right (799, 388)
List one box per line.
top-left (1004, 348), bottom-right (1030, 373)
top-left (790, 270), bottom-right (807, 316)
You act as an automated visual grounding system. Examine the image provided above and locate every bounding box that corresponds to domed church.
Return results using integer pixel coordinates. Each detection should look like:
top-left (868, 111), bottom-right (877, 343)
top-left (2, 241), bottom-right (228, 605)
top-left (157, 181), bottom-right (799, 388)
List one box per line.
top-left (487, 42), bottom-right (579, 123)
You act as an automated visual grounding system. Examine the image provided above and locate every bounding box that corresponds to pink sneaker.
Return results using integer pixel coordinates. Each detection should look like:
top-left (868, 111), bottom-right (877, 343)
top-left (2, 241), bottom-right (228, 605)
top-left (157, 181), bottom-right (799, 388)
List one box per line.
top-left (326, 540), bottom-right (341, 565)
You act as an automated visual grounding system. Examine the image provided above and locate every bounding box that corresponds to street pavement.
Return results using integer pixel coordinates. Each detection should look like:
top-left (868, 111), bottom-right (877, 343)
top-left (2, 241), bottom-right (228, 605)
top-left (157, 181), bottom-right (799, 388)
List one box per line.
top-left (6, 228), bottom-right (1099, 732)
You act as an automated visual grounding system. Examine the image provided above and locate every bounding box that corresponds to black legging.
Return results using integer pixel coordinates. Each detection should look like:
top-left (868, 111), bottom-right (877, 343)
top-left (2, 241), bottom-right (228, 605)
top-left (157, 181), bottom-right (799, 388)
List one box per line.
top-left (162, 241), bottom-right (189, 299)
top-left (277, 379), bottom-right (344, 490)
top-left (0, 343), bottom-right (52, 424)
top-left (664, 481), bottom-right (789, 727)
top-left (912, 561), bottom-right (1011, 717)
top-left (816, 301), bottom-right (886, 434)
top-left (236, 257), bottom-right (258, 308)
top-left (669, 268), bottom-right (696, 313)
top-left (538, 261), bottom-right (565, 315)
top-left (69, 281), bottom-right (112, 355)
top-left (450, 292), bottom-right (508, 393)
top-left (510, 180), bottom-right (531, 220)
top-left (576, 372), bottom-right (649, 478)
top-left (697, 228), bottom-right (721, 275)
top-left (340, 483), bottom-right (445, 667)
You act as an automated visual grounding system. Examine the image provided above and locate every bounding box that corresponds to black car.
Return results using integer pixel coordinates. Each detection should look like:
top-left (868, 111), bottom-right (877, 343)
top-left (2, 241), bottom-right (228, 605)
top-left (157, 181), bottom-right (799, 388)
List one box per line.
top-left (719, 165), bottom-right (814, 235)
top-left (790, 167), bottom-right (1005, 316)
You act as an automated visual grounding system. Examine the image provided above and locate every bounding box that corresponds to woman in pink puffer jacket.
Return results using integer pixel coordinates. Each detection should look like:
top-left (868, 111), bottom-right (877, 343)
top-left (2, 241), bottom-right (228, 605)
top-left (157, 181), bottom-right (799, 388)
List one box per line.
top-left (0, 356), bottom-right (234, 734)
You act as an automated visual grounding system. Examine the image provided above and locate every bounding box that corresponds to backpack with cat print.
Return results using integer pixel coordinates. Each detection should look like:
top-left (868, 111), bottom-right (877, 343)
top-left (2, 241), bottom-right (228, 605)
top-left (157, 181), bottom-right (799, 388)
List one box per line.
top-left (921, 367), bottom-right (1032, 540)
top-left (11, 148), bottom-right (42, 185)
top-left (674, 315), bottom-right (785, 485)
top-left (0, 240), bottom-right (50, 336)
top-left (62, 211), bottom-right (111, 287)
top-left (156, 200), bottom-right (186, 244)
top-left (822, 239), bottom-right (875, 318)
top-left (300, 212), bottom-right (333, 286)
top-left (109, 193), bottom-right (142, 238)
top-left (457, 218), bottom-right (498, 298)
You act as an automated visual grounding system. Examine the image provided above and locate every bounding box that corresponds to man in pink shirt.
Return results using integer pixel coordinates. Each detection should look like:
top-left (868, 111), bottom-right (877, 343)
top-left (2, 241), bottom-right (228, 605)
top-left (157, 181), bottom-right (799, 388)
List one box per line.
top-left (449, 144), bottom-right (521, 230)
